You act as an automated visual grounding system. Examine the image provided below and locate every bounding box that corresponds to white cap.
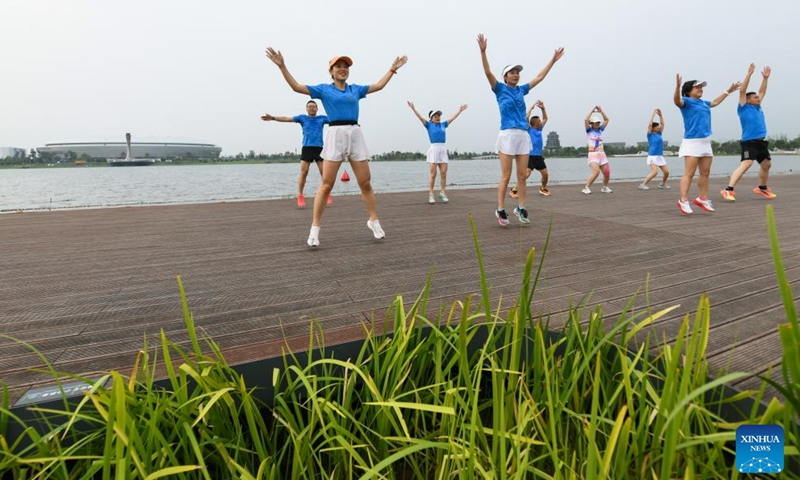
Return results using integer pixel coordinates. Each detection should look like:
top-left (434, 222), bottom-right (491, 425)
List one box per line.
top-left (502, 64), bottom-right (523, 76)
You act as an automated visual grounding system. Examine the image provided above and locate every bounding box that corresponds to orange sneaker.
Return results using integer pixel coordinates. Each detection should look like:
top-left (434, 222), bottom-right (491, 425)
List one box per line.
top-left (510, 188), bottom-right (519, 199)
top-left (297, 194), bottom-right (306, 207)
top-left (720, 189), bottom-right (735, 202)
top-left (753, 187), bottom-right (776, 199)
top-left (539, 187), bottom-right (551, 196)
top-left (327, 194), bottom-right (333, 206)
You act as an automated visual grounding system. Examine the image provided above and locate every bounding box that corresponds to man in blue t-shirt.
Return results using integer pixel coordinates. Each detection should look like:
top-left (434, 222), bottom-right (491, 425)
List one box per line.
top-left (511, 100), bottom-right (550, 198)
top-left (721, 64), bottom-right (775, 201)
top-left (261, 100), bottom-right (330, 208)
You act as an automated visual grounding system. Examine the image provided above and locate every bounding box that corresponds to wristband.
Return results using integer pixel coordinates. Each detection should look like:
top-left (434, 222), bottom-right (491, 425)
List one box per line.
top-left (391, 68), bottom-right (398, 74)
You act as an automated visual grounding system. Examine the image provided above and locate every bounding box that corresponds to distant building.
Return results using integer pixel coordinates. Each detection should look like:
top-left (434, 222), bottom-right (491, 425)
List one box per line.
top-left (545, 131), bottom-right (561, 151)
top-left (0, 147), bottom-right (26, 158)
top-left (637, 140), bottom-right (670, 149)
top-left (37, 141), bottom-right (222, 159)
top-left (604, 142), bottom-right (626, 149)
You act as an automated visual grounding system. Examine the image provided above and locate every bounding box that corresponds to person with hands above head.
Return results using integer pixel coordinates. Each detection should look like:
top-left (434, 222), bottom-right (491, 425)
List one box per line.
top-left (639, 109), bottom-right (670, 190)
top-left (265, 46), bottom-right (407, 247)
top-left (260, 100), bottom-right (331, 208)
top-left (581, 106), bottom-right (611, 194)
top-left (721, 64), bottom-right (775, 202)
top-left (407, 101), bottom-right (468, 204)
top-left (477, 33), bottom-right (564, 226)
top-left (512, 100), bottom-right (550, 197)
top-left (673, 74), bottom-right (741, 215)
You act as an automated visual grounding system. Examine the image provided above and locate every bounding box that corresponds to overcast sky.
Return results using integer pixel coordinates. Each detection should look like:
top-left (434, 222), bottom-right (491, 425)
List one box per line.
top-left (2, 0), bottom-right (799, 156)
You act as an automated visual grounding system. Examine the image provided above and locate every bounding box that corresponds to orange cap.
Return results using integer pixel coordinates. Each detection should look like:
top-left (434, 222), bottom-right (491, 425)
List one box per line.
top-left (328, 55), bottom-right (353, 70)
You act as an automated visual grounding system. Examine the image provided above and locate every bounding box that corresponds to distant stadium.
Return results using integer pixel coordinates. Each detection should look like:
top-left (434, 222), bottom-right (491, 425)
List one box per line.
top-left (37, 141), bottom-right (222, 159)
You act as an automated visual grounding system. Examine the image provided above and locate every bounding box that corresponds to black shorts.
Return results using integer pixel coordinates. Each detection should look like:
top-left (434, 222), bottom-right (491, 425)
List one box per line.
top-left (740, 139), bottom-right (771, 163)
top-left (300, 146), bottom-right (323, 162)
top-left (527, 155), bottom-right (547, 171)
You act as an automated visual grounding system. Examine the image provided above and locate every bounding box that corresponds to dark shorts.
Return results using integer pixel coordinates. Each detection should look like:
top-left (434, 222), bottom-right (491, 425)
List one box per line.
top-left (740, 139), bottom-right (771, 163)
top-left (528, 155), bottom-right (547, 171)
top-left (300, 146), bottom-right (323, 162)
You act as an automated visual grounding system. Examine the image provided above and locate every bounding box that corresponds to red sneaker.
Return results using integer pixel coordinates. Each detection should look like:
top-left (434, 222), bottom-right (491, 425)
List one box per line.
top-left (297, 195), bottom-right (306, 208)
top-left (326, 194), bottom-right (333, 206)
top-left (753, 187), bottom-right (777, 199)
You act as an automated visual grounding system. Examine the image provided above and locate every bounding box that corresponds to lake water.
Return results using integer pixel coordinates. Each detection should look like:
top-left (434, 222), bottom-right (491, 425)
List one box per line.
top-left (0, 156), bottom-right (795, 212)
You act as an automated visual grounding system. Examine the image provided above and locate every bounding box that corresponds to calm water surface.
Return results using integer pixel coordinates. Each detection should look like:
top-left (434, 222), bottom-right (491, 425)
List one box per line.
top-left (0, 156), bottom-right (795, 211)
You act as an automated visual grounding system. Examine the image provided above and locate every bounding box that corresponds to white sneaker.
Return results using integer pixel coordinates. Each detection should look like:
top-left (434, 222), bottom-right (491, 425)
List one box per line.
top-left (692, 196), bottom-right (715, 212)
top-left (428, 194), bottom-right (435, 204)
top-left (601, 186), bottom-right (613, 193)
top-left (676, 200), bottom-right (693, 215)
top-left (367, 219), bottom-right (385, 239)
top-left (659, 183), bottom-right (671, 189)
top-left (638, 184), bottom-right (649, 190)
top-left (581, 186), bottom-right (592, 194)
top-left (307, 226), bottom-right (320, 247)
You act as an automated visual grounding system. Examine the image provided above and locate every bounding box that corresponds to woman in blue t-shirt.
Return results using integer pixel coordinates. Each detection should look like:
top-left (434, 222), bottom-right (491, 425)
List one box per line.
top-left (407, 101), bottom-right (468, 204)
top-left (266, 47), bottom-right (407, 247)
top-left (477, 34), bottom-right (564, 227)
top-left (673, 74), bottom-right (740, 215)
top-left (639, 108), bottom-right (670, 190)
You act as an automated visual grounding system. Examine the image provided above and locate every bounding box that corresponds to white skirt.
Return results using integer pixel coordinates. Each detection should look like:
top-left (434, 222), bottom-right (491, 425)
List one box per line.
top-left (679, 137), bottom-right (713, 158)
top-left (647, 155), bottom-right (667, 166)
top-left (495, 129), bottom-right (532, 156)
top-left (320, 125), bottom-right (371, 162)
top-left (426, 143), bottom-right (449, 164)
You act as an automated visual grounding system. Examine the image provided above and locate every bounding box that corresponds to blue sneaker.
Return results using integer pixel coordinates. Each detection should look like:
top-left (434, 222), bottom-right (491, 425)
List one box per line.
top-left (513, 207), bottom-right (530, 224)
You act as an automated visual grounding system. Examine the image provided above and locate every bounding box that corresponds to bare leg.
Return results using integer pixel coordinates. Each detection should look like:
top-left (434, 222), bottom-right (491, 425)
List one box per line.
top-left (696, 156), bottom-right (713, 198)
top-left (680, 156), bottom-right (699, 202)
top-left (758, 159), bottom-right (772, 186)
top-left (659, 165), bottom-right (670, 184)
top-left (515, 155), bottom-right (528, 207)
top-left (539, 168), bottom-right (549, 190)
top-left (312, 160), bottom-right (341, 226)
top-left (350, 159), bottom-right (378, 221)
top-left (601, 163), bottom-right (611, 187)
top-left (438, 163), bottom-right (448, 193)
top-left (428, 162), bottom-right (436, 195)
top-left (643, 163), bottom-right (658, 186)
top-left (727, 159), bottom-right (753, 188)
top-left (497, 154), bottom-right (514, 209)
top-left (298, 161), bottom-right (311, 196)
top-left (585, 162), bottom-right (601, 187)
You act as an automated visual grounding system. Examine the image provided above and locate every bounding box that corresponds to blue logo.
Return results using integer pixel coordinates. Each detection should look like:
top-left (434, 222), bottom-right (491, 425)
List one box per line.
top-left (736, 424), bottom-right (784, 474)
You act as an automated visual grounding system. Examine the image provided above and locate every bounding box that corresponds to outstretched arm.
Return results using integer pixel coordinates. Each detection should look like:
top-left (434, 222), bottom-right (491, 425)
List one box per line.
top-left (407, 101), bottom-right (426, 126)
top-left (759, 66), bottom-right (771, 102)
top-left (367, 56), bottom-right (408, 94)
top-left (447, 104), bottom-right (468, 125)
top-left (674, 74), bottom-right (684, 108)
top-left (265, 48), bottom-right (310, 95)
top-left (260, 114), bottom-right (294, 123)
top-left (538, 100), bottom-right (548, 127)
top-left (477, 34), bottom-right (498, 90)
top-left (739, 63), bottom-right (755, 106)
top-left (710, 82), bottom-right (742, 107)
top-left (527, 48), bottom-right (565, 90)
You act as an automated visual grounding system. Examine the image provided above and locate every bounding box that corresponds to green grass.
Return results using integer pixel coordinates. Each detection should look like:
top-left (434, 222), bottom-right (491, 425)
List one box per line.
top-left (1, 213), bottom-right (798, 479)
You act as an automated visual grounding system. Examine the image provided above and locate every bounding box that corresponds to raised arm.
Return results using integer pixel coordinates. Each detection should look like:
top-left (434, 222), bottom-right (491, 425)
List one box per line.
top-left (598, 106), bottom-right (609, 129)
top-left (759, 66), bottom-right (771, 102)
top-left (527, 102), bottom-right (536, 122)
top-left (656, 108), bottom-right (664, 133)
top-left (674, 74), bottom-right (684, 108)
top-left (527, 48), bottom-right (565, 90)
top-left (739, 63), bottom-right (755, 106)
top-left (477, 34), bottom-right (498, 90)
top-left (538, 101), bottom-right (548, 127)
top-left (648, 109), bottom-right (657, 133)
top-left (406, 101), bottom-right (426, 126)
top-left (260, 114), bottom-right (295, 123)
top-left (447, 104), bottom-right (468, 125)
top-left (710, 81), bottom-right (742, 108)
top-left (265, 48), bottom-right (310, 95)
top-left (584, 108), bottom-right (594, 130)
top-left (367, 56), bottom-right (408, 94)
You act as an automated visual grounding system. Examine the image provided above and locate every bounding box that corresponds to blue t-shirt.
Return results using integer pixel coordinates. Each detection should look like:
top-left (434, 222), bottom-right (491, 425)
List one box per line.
top-left (307, 83), bottom-right (369, 122)
top-left (647, 131), bottom-right (664, 156)
top-left (425, 121), bottom-right (448, 144)
top-left (737, 103), bottom-right (767, 141)
top-left (586, 126), bottom-right (605, 152)
top-left (292, 114), bottom-right (329, 147)
top-left (528, 126), bottom-right (544, 156)
top-left (679, 97), bottom-right (712, 139)
top-left (493, 82), bottom-right (531, 130)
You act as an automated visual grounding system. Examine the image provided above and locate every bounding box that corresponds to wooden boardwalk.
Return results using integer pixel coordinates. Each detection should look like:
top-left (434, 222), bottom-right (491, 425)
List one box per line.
top-left (2, 174), bottom-right (799, 404)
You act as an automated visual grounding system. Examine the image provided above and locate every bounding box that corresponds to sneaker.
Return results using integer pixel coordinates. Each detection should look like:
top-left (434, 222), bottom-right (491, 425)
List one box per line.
top-left (495, 209), bottom-right (510, 226)
top-left (638, 184), bottom-right (650, 190)
top-left (307, 226), bottom-right (320, 247)
top-left (539, 187), bottom-right (551, 196)
top-left (676, 200), bottom-right (693, 215)
top-left (693, 196), bottom-right (715, 212)
top-left (513, 207), bottom-right (531, 224)
top-left (658, 183), bottom-right (671, 189)
top-left (367, 219), bottom-right (385, 239)
top-left (297, 194), bottom-right (306, 208)
top-left (438, 191), bottom-right (449, 203)
top-left (581, 186), bottom-right (592, 194)
top-left (753, 187), bottom-right (777, 199)
top-left (510, 188), bottom-right (518, 199)
top-left (720, 189), bottom-right (736, 202)
top-left (428, 194), bottom-right (435, 204)
top-left (601, 186), bottom-right (613, 193)
top-left (327, 194), bottom-right (333, 206)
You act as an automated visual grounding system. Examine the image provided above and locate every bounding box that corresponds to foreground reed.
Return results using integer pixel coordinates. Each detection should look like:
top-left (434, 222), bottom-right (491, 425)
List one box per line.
top-left (1, 211), bottom-right (798, 479)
